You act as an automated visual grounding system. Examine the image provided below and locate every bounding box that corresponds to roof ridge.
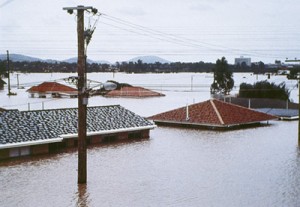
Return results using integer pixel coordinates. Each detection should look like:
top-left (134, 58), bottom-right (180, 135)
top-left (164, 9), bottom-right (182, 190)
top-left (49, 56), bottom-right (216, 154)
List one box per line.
top-left (19, 105), bottom-right (122, 113)
top-left (210, 99), bottom-right (224, 125)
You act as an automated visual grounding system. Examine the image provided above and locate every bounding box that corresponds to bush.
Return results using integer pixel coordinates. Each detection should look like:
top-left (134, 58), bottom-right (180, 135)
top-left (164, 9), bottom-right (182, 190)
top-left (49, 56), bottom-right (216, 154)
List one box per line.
top-left (239, 80), bottom-right (290, 100)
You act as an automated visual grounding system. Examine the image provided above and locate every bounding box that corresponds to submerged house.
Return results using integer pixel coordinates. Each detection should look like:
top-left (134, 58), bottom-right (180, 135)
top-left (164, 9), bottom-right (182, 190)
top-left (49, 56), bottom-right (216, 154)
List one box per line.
top-left (27, 82), bottom-right (78, 98)
top-left (219, 97), bottom-right (299, 120)
top-left (0, 105), bottom-right (156, 160)
top-left (148, 99), bottom-right (277, 129)
top-left (104, 86), bottom-right (165, 98)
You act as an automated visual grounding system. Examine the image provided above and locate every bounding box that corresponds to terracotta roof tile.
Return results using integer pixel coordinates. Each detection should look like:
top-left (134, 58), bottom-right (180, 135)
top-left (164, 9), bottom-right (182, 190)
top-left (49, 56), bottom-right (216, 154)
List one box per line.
top-left (149, 99), bottom-right (277, 129)
top-left (27, 82), bottom-right (77, 94)
top-left (105, 86), bottom-right (164, 97)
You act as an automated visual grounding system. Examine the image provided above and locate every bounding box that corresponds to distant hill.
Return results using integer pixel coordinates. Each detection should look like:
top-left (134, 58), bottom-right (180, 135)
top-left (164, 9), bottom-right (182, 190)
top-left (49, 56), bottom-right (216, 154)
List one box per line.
top-left (0, 53), bottom-right (111, 64)
top-left (0, 53), bottom-right (169, 64)
top-left (62, 57), bottom-right (111, 64)
top-left (62, 57), bottom-right (92, 64)
top-left (0, 54), bottom-right (43, 62)
top-left (128, 56), bottom-right (171, 64)
top-left (0, 54), bottom-right (59, 63)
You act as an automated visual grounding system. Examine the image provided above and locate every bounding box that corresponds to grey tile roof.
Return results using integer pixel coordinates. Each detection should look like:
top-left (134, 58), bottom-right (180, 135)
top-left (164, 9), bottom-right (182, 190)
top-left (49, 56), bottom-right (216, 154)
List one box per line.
top-left (255, 108), bottom-right (298, 118)
top-left (219, 97), bottom-right (299, 110)
top-left (0, 105), bottom-right (154, 145)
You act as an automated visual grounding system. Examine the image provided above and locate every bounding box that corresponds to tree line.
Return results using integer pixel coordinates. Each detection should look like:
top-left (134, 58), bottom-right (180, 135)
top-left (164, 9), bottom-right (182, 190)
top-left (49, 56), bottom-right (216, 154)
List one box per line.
top-left (0, 57), bottom-right (291, 100)
top-left (0, 59), bottom-right (273, 74)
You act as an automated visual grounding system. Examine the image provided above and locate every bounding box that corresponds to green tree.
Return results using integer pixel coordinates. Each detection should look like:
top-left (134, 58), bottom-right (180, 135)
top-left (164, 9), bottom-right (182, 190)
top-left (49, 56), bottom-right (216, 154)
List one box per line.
top-left (0, 61), bottom-right (7, 88)
top-left (239, 80), bottom-right (290, 100)
top-left (210, 57), bottom-right (234, 95)
top-left (287, 66), bottom-right (300, 79)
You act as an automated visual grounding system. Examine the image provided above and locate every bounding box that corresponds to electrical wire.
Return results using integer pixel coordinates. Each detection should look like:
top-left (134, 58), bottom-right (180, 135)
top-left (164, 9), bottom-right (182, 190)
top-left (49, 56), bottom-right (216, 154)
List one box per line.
top-left (1, 11), bottom-right (299, 62)
top-left (95, 14), bottom-right (293, 59)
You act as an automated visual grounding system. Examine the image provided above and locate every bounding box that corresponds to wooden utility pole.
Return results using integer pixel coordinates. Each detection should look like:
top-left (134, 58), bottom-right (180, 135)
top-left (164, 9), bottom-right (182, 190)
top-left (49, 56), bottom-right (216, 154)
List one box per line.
top-left (77, 7), bottom-right (87, 184)
top-left (285, 59), bottom-right (300, 147)
top-left (16, 74), bottom-right (20, 89)
top-left (298, 79), bottom-right (300, 146)
top-left (6, 50), bottom-right (11, 95)
top-left (63, 5), bottom-right (94, 184)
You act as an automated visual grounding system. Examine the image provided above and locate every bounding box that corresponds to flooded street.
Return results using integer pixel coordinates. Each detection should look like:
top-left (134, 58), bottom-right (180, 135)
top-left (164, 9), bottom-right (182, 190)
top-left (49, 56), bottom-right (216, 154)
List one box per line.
top-left (1, 121), bottom-right (299, 206)
top-left (1, 73), bottom-right (300, 206)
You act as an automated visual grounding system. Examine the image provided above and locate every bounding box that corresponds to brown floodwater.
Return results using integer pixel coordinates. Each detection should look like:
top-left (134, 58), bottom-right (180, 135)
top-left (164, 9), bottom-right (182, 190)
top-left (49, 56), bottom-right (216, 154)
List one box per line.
top-left (1, 120), bottom-right (300, 207)
top-left (1, 73), bottom-right (299, 206)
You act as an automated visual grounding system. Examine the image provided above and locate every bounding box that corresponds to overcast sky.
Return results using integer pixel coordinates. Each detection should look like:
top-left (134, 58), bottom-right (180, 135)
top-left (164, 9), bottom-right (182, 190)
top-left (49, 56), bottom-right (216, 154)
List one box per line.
top-left (1, 0), bottom-right (300, 64)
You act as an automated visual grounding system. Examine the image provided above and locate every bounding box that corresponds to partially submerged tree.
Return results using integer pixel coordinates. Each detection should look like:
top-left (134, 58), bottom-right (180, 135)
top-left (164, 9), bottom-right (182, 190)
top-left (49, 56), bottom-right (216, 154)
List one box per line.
top-left (0, 61), bottom-right (7, 88)
top-left (210, 57), bottom-right (234, 95)
top-left (239, 80), bottom-right (290, 101)
top-left (287, 66), bottom-right (300, 79)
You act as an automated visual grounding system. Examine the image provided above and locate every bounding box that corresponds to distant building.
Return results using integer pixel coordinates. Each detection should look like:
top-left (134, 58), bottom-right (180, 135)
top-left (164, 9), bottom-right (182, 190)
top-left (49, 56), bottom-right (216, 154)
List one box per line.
top-left (235, 56), bottom-right (251, 67)
top-left (0, 105), bottom-right (156, 160)
top-left (27, 82), bottom-right (78, 98)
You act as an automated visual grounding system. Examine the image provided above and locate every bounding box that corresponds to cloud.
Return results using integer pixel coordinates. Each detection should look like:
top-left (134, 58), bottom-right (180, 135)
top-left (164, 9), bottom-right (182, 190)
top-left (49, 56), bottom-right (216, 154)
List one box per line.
top-left (118, 6), bottom-right (147, 16)
top-left (187, 0), bottom-right (232, 12)
top-left (189, 3), bottom-right (214, 12)
top-left (0, 0), bottom-right (15, 8)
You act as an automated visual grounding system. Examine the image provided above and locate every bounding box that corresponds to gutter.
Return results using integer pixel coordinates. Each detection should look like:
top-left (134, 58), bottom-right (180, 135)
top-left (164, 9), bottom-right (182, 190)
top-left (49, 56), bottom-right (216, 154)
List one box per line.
top-left (279, 116), bottom-right (299, 120)
top-left (0, 138), bottom-right (63, 150)
top-left (60, 125), bottom-right (157, 139)
top-left (153, 119), bottom-right (277, 129)
top-left (0, 125), bottom-right (157, 149)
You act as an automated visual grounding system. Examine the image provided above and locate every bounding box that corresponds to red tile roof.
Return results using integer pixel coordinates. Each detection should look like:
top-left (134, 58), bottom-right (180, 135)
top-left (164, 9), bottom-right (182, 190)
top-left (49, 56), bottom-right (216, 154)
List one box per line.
top-left (105, 86), bottom-right (165, 98)
top-left (148, 99), bottom-right (277, 129)
top-left (27, 82), bottom-right (77, 94)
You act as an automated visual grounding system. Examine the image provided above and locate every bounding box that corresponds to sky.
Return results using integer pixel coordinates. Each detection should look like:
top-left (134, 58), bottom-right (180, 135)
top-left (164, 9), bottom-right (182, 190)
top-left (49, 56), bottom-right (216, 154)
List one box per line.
top-left (0, 0), bottom-right (300, 64)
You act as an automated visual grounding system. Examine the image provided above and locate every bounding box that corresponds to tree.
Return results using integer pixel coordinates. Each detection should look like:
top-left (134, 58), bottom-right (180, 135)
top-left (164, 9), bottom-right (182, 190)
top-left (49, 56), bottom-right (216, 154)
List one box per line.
top-left (239, 80), bottom-right (290, 101)
top-left (210, 57), bottom-right (234, 95)
top-left (135, 59), bottom-right (144, 73)
top-left (287, 66), bottom-right (300, 79)
top-left (0, 61), bottom-right (7, 88)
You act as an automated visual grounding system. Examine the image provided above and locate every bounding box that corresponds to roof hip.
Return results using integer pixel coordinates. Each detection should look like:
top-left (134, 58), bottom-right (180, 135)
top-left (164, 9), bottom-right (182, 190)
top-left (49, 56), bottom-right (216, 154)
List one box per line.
top-left (210, 99), bottom-right (224, 125)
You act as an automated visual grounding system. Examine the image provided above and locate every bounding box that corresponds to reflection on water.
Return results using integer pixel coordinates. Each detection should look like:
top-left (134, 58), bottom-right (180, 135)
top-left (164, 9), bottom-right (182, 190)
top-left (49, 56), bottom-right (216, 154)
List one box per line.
top-left (1, 121), bottom-right (300, 206)
top-left (1, 73), bottom-right (300, 206)
top-left (76, 184), bottom-right (90, 207)
top-left (280, 148), bottom-right (300, 207)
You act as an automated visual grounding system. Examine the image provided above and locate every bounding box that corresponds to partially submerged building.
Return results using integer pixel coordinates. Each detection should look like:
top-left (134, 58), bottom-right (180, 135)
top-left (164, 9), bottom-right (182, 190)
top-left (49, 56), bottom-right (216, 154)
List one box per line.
top-left (0, 105), bottom-right (156, 160)
top-left (27, 82), bottom-right (78, 98)
top-left (219, 97), bottom-right (299, 120)
top-left (104, 86), bottom-right (165, 98)
top-left (255, 108), bottom-right (298, 120)
top-left (148, 99), bottom-right (277, 129)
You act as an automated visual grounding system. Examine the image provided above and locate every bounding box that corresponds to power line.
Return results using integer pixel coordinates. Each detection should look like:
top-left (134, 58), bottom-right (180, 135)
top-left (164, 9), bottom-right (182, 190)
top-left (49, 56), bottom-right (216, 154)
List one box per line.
top-left (1, 13), bottom-right (300, 62)
top-left (99, 14), bottom-right (288, 59)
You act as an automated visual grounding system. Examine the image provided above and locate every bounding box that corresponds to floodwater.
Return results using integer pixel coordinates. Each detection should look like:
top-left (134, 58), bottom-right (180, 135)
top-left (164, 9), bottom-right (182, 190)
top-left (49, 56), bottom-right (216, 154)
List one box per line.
top-left (0, 73), bottom-right (300, 206)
